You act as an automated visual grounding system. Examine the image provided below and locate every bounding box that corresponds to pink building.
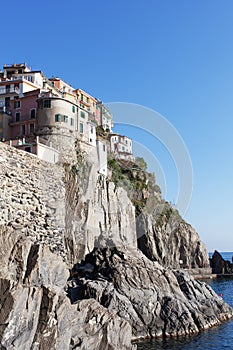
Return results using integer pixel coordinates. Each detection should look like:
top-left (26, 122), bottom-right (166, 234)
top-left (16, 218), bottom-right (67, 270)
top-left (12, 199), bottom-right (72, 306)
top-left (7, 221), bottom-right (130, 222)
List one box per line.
top-left (9, 89), bottom-right (39, 139)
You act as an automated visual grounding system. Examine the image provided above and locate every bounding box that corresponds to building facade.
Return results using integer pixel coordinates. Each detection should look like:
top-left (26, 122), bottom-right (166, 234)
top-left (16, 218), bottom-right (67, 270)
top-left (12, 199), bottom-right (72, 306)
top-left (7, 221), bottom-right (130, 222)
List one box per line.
top-left (110, 134), bottom-right (134, 161)
top-left (0, 61), bottom-right (133, 172)
top-left (9, 89), bottom-right (40, 139)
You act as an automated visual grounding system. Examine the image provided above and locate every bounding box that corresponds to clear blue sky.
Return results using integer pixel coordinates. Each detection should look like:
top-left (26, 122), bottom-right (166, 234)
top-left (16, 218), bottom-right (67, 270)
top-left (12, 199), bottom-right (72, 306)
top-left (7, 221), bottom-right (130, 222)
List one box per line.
top-left (2, 0), bottom-right (233, 252)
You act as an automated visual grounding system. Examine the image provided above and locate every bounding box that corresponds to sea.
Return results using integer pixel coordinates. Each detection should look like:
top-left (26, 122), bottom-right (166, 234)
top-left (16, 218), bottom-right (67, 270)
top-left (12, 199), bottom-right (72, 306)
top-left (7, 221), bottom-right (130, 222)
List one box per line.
top-left (136, 252), bottom-right (233, 350)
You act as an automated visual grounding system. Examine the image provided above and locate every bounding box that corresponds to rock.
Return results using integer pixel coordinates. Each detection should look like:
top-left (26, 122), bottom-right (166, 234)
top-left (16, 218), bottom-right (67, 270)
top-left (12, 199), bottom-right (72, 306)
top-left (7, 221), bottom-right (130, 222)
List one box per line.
top-left (137, 210), bottom-right (210, 270)
top-left (210, 250), bottom-right (233, 274)
top-left (69, 247), bottom-right (233, 339)
top-left (0, 241), bottom-right (135, 350)
top-left (0, 141), bottom-right (232, 349)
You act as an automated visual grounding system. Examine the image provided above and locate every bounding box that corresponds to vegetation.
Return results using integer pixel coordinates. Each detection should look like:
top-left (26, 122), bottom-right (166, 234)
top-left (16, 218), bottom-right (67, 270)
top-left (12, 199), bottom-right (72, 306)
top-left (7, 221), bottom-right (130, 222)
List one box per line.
top-left (107, 157), bottom-right (124, 186)
top-left (135, 157), bottom-right (147, 171)
top-left (96, 125), bottom-right (106, 137)
top-left (107, 156), bottom-right (149, 214)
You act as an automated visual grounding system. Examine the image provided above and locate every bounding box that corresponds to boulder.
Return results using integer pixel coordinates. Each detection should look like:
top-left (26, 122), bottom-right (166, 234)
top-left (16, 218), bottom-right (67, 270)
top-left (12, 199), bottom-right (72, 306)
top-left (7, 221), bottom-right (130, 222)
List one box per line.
top-left (68, 247), bottom-right (233, 339)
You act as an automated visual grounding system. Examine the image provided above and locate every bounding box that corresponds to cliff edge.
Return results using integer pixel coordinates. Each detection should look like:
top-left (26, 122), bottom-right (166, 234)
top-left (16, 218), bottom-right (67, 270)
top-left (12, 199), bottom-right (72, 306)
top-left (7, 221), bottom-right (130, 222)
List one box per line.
top-left (0, 142), bottom-right (232, 349)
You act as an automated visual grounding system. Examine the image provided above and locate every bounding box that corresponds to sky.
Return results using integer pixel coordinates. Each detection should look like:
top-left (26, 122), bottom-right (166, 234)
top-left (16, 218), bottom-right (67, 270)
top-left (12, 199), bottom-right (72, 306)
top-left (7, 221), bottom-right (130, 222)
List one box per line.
top-left (1, 0), bottom-right (233, 252)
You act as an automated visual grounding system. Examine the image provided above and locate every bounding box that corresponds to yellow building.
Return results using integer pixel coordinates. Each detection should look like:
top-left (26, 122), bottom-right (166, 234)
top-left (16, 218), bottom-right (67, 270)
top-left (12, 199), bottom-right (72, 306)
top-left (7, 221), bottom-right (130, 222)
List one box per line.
top-left (74, 88), bottom-right (97, 116)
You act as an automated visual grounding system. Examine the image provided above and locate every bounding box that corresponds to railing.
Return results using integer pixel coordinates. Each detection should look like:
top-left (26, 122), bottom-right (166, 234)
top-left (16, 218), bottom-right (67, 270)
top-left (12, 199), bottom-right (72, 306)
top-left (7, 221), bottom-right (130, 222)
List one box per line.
top-left (10, 115), bottom-right (36, 124)
top-left (0, 87), bottom-right (20, 94)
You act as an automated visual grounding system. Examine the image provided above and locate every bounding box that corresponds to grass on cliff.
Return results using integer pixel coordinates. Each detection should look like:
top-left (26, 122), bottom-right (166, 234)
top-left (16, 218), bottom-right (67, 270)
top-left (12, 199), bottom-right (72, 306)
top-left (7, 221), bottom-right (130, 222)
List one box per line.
top-left (107, 155), bottom-right (181, 222)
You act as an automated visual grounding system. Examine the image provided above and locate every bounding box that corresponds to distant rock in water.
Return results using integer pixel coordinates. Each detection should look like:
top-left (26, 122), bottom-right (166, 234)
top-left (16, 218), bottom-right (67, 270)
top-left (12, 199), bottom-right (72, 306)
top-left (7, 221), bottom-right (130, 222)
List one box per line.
top-left (210, 250), bottom-right (233, 274)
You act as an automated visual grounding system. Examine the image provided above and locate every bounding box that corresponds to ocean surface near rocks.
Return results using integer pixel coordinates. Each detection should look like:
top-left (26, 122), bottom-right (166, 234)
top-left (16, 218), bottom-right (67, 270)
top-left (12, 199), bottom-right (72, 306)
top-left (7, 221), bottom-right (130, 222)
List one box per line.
top-left (136, 252), bottom-right (233, 350)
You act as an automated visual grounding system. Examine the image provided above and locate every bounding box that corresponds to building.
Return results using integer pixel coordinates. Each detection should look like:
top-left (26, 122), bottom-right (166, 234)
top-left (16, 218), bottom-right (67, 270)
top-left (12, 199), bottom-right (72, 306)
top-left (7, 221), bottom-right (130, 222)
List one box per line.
top-left (74, 88), bottom-right (97, 116)
top-left (0, 62), bottom-right (133, 173)
top-left (96, 100), bottom-right (113, 132)
top-left (110, 134), bottom-right (134, 161)
top-left (97, 140), bottom-right (107, 175)
top-left (9, 89), bottom-right (40, 139)
top-left (3, 136), bottom-right (59, 164)
top-left (49, 77), bottom-right (77, 103)
top-left (0, 63), bottom-right (45, 140)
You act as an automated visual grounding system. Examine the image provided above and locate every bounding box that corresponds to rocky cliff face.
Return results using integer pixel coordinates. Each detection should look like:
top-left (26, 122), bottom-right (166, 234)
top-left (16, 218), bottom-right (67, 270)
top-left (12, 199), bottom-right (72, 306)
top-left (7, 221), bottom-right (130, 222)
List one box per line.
top-left (107, 159), bottom-right (210, 270)
top-left (0, 143), bottom-right (135, 350)
top-left (137, 213), bottom-right (210, 270)
top-left (0, 141), bottom-right (232, 349)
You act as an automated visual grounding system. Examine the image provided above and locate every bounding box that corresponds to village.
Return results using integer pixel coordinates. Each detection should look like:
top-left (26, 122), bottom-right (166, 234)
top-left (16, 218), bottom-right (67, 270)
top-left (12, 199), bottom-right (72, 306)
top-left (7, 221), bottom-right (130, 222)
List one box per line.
top-left (0, 62), bottom-right (134, 172)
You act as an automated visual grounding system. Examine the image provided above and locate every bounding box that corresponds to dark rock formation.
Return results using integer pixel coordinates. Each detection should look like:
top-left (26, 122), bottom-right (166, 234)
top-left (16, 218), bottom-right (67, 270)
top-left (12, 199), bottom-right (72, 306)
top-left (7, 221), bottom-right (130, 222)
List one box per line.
top-left (0, 236), bottom-right (135, 350)
top-left (210, 250), bottom-right (233, 274)
top-left (68, 247), bottom-right (233, 339)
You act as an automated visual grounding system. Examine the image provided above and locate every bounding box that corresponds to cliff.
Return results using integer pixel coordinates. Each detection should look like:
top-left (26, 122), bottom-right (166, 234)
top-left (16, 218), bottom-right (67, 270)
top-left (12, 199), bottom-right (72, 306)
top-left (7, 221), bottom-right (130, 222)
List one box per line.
top-left (107, 157), bottom-right (210, 271)
top-left (0, 142), bottom-right (232, 349)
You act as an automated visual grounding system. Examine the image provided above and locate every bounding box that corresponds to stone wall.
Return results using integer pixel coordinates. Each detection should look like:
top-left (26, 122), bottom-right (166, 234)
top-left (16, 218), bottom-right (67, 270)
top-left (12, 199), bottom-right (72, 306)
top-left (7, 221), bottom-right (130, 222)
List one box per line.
top-left (0, 142), bottom-right (67, 260)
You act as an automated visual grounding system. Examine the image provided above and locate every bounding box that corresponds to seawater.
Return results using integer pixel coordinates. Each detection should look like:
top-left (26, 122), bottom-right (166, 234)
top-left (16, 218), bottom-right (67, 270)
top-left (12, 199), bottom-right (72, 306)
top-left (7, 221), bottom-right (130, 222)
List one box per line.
top-left (136, 252), bottom-right (233, 350)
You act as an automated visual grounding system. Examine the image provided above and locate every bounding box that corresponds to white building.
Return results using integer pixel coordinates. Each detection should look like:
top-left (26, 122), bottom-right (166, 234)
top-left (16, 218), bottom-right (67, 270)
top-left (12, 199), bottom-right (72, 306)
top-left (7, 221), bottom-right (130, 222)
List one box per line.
top-left (110, 134), bottom-right (134, 161)
top-left (87, 121), bottom-right (96, 147)
top-left (97, 140), bottom-right (107, 175)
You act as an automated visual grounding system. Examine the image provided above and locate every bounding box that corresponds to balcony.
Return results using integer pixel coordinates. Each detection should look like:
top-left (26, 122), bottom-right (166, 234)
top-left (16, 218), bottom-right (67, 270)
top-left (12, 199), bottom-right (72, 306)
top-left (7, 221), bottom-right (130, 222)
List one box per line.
top-left (79, 98), bottom-right (91, 108)
top-left (10, 115), bottom-right (35, 124)
top-left (88, 114), bottom-right (98, 125)
top-left (0, 87), bottom-right (20, 95)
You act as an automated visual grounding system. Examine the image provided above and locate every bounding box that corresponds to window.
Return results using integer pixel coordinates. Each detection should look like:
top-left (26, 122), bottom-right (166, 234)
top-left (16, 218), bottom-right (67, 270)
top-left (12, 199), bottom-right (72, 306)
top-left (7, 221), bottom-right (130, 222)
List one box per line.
top-left (55, 114), bottom-right (61, 122)
top-left (81, 93), bottom-right (84, 101)
top-left (25, 147), bottom-right (31, 153)
top-left (72, 105), bottom-right (76, 113)
top-left (30, 109), bottom-right (36, 119)
top-left (91, 126), bottom-right (93, 134)
top-left (70, 118), bottom-right (74, 126)
top-left (103, 144), bottom-right (106, 152)
top-left (43, 100), bottom-right (51, 108)
top-left (15, 112), bottom-right (20, 122)
top-left (86, 97), bottom-right (89, 103)
top-left (79, 123), bottom-right (84, 133)
top-left (80, 111), bottom-right (85, 119)
top-left (30, 124), bottom-right (34, 133)
top-left (64, 115), bottom-right (68, 123)
top-left (14, 100), bottom-right (20, 109)
top-left (5, 97), bottom-right (10, 107)
top-left (21, 125), bottom-right (25, 134)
